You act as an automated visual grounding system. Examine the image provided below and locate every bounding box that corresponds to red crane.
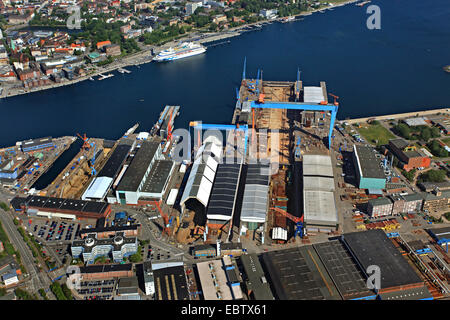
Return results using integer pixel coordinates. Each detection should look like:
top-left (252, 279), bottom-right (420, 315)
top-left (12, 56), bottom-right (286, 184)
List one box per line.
top-left (154, 200), bottom-right (170, 236)
top-left (328, 93), bottom-right (339, 106)
top-left (76, 133), bottom-right (90, 150)
top-left (271, 207), bottom-right (304, 238)
top-left (166, 109), bottom-right (174, 142)
top-left (271, 207), bottom-right (303, 223)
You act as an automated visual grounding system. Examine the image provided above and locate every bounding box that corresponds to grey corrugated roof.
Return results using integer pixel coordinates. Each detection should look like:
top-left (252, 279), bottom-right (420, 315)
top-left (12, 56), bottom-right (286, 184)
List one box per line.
top-left (240, 184), bottom-right (269, 223)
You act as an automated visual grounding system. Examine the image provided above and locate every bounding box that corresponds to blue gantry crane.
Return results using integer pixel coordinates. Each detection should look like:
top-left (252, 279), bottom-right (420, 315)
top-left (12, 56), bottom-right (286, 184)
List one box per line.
top-left (89, 143), bottom-right (97, 176)
top-left (250, 100), bottom-right (339, 148)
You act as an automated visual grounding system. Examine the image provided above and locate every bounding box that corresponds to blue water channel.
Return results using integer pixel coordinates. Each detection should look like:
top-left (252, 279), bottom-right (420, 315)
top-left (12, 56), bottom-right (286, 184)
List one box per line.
top-left (0, 0), bottom-right (449, 149)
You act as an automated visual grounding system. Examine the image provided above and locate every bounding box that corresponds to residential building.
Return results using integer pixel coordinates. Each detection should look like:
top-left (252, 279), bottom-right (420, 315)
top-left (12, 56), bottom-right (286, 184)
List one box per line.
top-left (97, 40), bottom-right (112, 50)
top-left (186, 1), bottom-right (202, 15)
top-left (212, 14), bottom-right (227, 24)
top-left (71, 232), bottom-right (138, 265)
top-left (259, 9), bottom-right (277, 19)
top-left (421, 189), bottom-right (450, 213)
top-left (105, 44), bottom-right (121, 56)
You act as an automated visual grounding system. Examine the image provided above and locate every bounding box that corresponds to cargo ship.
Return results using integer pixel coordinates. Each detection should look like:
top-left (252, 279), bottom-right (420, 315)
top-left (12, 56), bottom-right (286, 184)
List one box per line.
top-left (153, 42), bottom-right (206, 62)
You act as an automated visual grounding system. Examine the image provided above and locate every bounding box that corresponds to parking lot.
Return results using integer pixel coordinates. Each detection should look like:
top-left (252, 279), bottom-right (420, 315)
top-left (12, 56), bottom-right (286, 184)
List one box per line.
top-left (143, 244), bottom-right (173, 261)
top-left (28, 217), bottom-right (87, 244)
top-left (76, 279), bottom-right (116, 300)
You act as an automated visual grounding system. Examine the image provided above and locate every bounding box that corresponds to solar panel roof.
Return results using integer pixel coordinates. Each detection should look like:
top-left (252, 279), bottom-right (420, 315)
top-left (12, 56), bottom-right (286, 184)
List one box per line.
top-left (206, 163), bottom-right (242, 221)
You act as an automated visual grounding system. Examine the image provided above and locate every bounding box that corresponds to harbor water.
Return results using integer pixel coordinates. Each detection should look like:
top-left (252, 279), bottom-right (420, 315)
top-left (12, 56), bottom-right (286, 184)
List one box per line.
top-left (0, 0), bottom-right (449, 147)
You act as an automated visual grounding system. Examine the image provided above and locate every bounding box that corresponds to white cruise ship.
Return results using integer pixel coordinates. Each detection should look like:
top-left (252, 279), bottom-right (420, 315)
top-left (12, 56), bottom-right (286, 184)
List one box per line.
top-left (154, 42), bottom-right (206, 62)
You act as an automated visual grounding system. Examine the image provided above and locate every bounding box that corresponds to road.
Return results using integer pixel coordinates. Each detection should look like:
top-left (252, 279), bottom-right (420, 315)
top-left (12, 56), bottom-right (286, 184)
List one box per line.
top-left (0, 207), bottom-right (51, 293)
top-left (0, 187), bottom-right (56, 298)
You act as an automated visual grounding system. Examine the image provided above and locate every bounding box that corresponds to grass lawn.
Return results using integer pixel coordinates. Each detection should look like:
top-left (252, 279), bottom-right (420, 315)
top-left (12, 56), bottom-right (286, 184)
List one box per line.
top-left (357, 123), bottom-right (396, 146)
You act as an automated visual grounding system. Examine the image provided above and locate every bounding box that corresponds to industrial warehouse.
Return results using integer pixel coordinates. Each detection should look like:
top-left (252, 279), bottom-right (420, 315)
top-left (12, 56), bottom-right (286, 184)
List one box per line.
top-left (10, 195), bottom-right (111, 221)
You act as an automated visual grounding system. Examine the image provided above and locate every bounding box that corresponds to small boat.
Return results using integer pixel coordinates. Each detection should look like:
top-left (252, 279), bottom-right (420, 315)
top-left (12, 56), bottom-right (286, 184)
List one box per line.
top-left (89, 77), bottom-right (94, 81)
top-left (356, 1), bottom-right (371, 7)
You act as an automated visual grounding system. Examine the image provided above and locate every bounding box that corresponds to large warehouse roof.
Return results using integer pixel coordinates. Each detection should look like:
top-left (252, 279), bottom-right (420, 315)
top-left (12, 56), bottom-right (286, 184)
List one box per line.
top-left (342, 230), bottom-right (423, 290)
top-left (11, 195), bottom-right (110, 218)
top-left (240, 254), bottom-right (274, 300)
top-left (180, 141), bottom-right (221, 208)
top-left (206, 163), bottom-right (242, 221)
top-left (97, 144), bottom-right (131, 179)
top-left (354, 145), bottom-right (386, 179)
top-left (117, 141), bottom-right (160, 192)
top-left (240, 164), bottom-right (270, 223)
top-left (303, 176), bottom-right (335, 192)
top-left (153, 266), bottom-right (189, 300)
top-left (240, 185), bottom-right (269, 223)
top-left (261, 246), bottom-right (340, 300)
top-left (303, 190), bottom-right (338, 226)
top-left (313, 241), bottom-right (375, 300)
top-left (81, 176), bottom-right (113, 200)
top-left (302, 154), bottom-right (333, 177)
top-left (141, 160), bottom-right (174, 194)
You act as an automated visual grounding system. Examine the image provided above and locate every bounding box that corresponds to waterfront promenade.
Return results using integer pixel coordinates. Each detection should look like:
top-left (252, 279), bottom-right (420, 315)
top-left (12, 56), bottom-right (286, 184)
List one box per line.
top-left (342, 108), bottom-right (450, 124)
top-left (0, 0), bottom-right (360, 99)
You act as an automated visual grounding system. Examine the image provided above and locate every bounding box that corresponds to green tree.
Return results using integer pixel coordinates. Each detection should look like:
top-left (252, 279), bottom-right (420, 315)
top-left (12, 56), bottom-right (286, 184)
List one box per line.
top-left (431, 127), bottom-right (441, 138)
top-left (209, 22), bottom-right (218, 31)
top-left (418, 169), bottom-right (447, 183)
top-left (394, 123), bottom-right (411, 139)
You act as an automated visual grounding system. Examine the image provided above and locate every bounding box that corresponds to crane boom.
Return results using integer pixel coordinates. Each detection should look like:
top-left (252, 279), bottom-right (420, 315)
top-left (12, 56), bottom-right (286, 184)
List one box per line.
top-left (154, 200), bottom-right (170, 235)
top-left (271, 207), bottom-right (303, 223)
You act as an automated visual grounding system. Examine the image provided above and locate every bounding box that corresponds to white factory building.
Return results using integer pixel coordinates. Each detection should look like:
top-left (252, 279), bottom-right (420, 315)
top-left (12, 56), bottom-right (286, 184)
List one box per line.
top-left (302, 154), bottom-right (338, 234)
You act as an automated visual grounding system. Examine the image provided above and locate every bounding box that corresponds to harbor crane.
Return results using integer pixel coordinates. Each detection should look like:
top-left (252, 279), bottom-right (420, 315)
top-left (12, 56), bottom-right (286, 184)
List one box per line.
top-left (240, 61), bottom-right (339, 148)
top-left (88, 143), bottom-right (97, 176)
top-left (270, 207), bottom-right (304, 239)
top-left (250, 100), bottom-right (339, 148)
top-left (153, 200), bottom-right (171, 236)
top-left (76, 133), bottom-right (90, 150)
top-left (328, 93), bottom-right (339, 106)
top-left (166, 108), bottom-right (174, 142)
